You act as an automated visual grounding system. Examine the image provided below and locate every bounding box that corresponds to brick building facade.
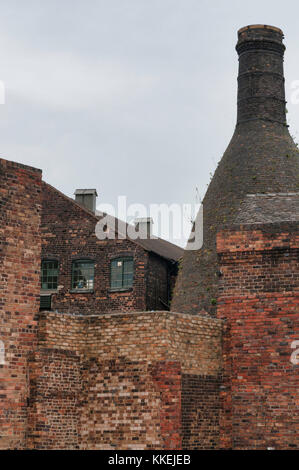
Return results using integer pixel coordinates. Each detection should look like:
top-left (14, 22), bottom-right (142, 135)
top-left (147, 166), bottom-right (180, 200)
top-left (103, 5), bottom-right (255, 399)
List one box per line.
top-left (217, 222), bottom-right (299, 449)
top-left (41, 182), bottom-right (183, 314)
top-left (0, 159), bottom-right (41, 449)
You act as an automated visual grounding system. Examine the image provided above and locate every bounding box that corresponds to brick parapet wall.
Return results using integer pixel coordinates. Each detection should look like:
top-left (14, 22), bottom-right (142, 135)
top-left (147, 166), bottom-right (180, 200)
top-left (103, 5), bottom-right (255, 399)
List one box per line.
top-left (0, 158), bottom-right (42, 449)
top-left (30, 310), bottom-right (223, 449)
top-left (165, 314), bottom-right (222, 375)
top-left (37, 311), bottom-right (88, 355)
top-left (217, 224), bottom-right (299, 449)
top-left (35, 311), bottom-right (222, 373)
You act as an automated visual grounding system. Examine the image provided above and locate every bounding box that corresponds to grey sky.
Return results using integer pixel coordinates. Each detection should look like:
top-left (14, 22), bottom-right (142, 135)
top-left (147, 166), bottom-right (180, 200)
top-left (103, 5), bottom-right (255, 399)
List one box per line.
top-left (0, 0), bottom-right (299, 246)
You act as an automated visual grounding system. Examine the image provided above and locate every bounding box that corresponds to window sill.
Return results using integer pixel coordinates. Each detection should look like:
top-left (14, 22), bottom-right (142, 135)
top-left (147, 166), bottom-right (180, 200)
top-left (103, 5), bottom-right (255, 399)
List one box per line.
top-left (70, 289), bottom-right (94, 294)
top-left (108, 287), bottom-right (133, 293)
top-left (40, 290), bottom-right (58, 295)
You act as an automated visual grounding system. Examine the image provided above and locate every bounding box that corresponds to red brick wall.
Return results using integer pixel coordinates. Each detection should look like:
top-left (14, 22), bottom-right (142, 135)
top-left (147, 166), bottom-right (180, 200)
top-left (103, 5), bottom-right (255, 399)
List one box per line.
top-left (217, 224), bottom-right (299, 449)
top-left (181, 374), bottom-right (221, 449)
top-left (29, 311), bottom-right (223, 450)
top-left (28, 348), bottom-right (81, 449)
top-left (0, 159), bottom-right (41, 449)
top-left (81, 358), bottom-right (164, 450)
top-left (151, 361), bottom-right (182, 450)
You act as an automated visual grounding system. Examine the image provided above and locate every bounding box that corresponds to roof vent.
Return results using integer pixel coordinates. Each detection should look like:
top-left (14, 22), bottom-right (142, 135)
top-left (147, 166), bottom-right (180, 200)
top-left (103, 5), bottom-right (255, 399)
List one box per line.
top-left (134, 217), bottom-right (153, 239)
top-left (74, 189), bottom-right (98, 213)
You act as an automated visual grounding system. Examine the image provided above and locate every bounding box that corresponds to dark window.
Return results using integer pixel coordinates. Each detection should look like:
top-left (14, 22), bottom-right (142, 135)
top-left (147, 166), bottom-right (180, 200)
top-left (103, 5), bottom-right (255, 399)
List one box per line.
top-left (40, 295), bottom-right (52, 311)
top-left (72, 260), bottom-right (94, 290)
top-left (41, 260), bottom-right (58, 290)
top-left (110, 257), bottom-right (134, 289)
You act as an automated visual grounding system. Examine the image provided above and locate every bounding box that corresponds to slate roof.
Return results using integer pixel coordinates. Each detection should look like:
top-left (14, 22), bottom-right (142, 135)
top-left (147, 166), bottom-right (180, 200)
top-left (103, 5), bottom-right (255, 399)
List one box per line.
top-left (234, 193), bottom-right (299, 224)
top-left (96, 212), bottom-right (184, 262)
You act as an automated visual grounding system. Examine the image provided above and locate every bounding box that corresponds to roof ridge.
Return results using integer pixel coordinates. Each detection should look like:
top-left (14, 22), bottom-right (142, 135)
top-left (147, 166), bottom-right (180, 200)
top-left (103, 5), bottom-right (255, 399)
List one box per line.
top-left (43, 181), bottom-right (99, 221)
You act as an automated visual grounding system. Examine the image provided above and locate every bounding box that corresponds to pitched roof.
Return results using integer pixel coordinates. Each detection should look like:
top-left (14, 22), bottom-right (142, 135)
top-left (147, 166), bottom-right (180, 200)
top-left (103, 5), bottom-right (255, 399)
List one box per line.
top-left (234, 193), bottom-right (299, 224)
top-left (96, 212), bottom-right (184, 262)
top-left (132, 236), bottom-right (183, 261)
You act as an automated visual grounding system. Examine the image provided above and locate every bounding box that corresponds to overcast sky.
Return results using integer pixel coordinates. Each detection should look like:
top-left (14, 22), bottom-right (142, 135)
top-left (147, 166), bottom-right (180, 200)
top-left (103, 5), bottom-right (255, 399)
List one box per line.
top-left (0, 1), bottom-right (299, 246)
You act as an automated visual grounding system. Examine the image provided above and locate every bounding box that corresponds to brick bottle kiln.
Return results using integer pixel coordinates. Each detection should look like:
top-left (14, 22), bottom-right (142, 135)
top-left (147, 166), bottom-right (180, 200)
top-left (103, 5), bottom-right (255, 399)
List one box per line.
top-left (173, 25), bottom-right (299, 314)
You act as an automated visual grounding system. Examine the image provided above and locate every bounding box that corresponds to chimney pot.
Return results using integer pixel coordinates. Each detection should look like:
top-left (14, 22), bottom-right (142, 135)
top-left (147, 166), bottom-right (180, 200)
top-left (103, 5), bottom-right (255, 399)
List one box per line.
top-left (134, 217), bottom-right (153, 239)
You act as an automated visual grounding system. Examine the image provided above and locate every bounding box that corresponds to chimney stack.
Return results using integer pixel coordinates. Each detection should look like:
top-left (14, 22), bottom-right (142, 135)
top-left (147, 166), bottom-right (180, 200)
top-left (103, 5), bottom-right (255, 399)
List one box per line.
top-left (74, 189), bottom-right (98, 213)
top-left (236, 25), bottom-right (286, 125)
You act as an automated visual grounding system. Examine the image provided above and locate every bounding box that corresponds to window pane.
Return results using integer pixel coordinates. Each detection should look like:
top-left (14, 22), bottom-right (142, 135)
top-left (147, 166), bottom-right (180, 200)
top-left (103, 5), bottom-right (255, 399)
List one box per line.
top-left (40, 295), bottom-right (52, 310)
top-left (72, 261), bottom-right (94, 290)
top-left (123, 259), bottom-right (133, 274)
top-left (111, 258), bottom-right (133, 289)
top-left (111, 260), bottom-right (123, 288)
top-left (41, 260), bottom-right (58, 290)
top-left (123, 259), bottom-right (133, 287)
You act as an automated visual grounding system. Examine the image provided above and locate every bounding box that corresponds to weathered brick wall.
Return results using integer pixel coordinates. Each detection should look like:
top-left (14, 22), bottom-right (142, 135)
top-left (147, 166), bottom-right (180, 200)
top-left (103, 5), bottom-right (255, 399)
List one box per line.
top-left (28, 348), bottom-right (81, 449)
top-left (217, 223), bottom-right (299, 449)
top-left (146, 254), bottom-right (170, 310)
top-left (27, 312), bottom-right (86, 449)
top-left (0, 159), bottom-right (41, 449)
top-left (42, 183), bottom-right (174, 314)
top-left (81, 358), bottom-right (166, 450)
top-left (181, 375), bottom-right (221, 449)
top-left (29, 311), bottom-right (223, 450)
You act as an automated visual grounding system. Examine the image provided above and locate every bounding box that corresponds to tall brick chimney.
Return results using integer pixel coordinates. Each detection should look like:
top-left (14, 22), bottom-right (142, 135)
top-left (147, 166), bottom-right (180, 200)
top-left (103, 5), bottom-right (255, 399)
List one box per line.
top-left (236, 25), bottom-right (286, 125)
top-left (172, 25), bottom-right (299, 315)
